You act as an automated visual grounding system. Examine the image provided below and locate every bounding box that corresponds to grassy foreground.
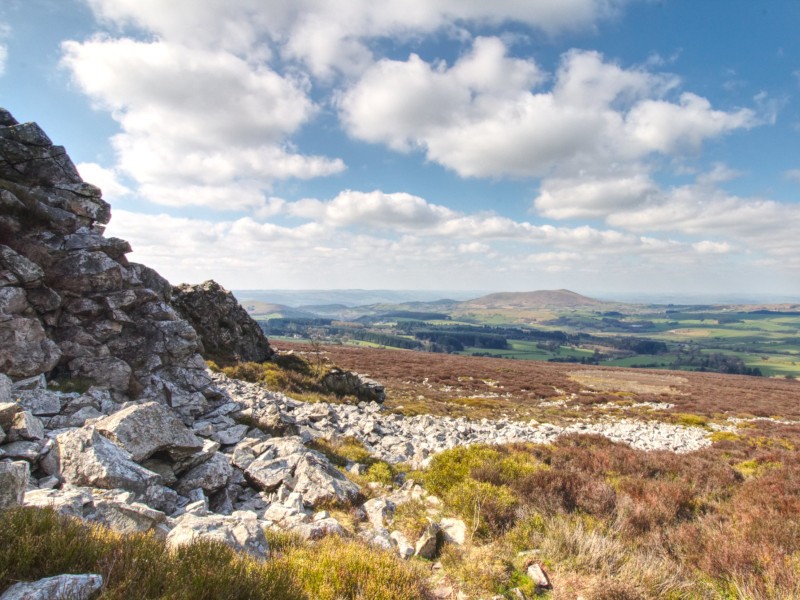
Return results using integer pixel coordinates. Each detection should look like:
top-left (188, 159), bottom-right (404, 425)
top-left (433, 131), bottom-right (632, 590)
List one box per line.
top-left (0, 507), bottom-right (431, 600)
top-left (4, 420), bottom-right (800, 599)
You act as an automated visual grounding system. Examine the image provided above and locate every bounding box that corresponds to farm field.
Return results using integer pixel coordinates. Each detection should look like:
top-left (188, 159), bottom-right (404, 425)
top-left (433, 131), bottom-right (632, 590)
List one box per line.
top-left (249, 291), bottom-right (800, 379)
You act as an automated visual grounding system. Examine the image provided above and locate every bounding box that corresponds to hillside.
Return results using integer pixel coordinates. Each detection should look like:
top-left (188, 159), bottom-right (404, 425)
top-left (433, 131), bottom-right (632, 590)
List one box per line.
top-left (462, 289), bottom-right (605, 309)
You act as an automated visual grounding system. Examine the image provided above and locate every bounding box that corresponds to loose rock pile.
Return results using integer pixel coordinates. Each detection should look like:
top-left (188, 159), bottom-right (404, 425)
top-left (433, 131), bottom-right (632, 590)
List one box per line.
top-left (217, 375), bottom-right (712, 467)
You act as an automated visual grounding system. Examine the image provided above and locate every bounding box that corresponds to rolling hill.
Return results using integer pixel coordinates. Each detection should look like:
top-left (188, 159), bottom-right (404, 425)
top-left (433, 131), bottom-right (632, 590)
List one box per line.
top-left (461, 289), bottom-right (606, 309)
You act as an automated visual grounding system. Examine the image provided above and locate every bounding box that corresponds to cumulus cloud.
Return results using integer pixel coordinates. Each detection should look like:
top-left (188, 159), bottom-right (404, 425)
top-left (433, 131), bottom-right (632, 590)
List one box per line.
top-left (287, 190), bottom-right (458, 229)
top-left (83, 0), bottom-right (627, 77)
top-left (77, 162), bottom-right (132, 200)
top-left (339, 41), bottom-right (757, 178)
top-left (534, 172), bottom-right (657, 219)
top-left (61, 37), bottom-right (344, 210)
top-left (105, 192), bottom-right (753, 290)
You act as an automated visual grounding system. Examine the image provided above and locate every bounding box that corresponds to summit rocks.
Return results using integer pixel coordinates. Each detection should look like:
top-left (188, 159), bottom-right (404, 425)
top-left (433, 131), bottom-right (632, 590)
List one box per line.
top-left (172, 280), bottom-right (273, 364)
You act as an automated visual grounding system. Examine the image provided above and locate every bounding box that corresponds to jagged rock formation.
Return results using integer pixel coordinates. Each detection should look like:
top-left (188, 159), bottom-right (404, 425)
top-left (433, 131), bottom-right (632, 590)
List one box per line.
top-left (171, 280), bottom-right (273, 364)
top-left (0, 108), bottom-right (214, 416)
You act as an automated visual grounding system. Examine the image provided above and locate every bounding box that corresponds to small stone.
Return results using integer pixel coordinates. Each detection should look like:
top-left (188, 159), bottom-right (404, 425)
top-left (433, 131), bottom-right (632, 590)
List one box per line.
top-left (0, 402), bottom-right (22, 430)
top-left (440, 517), bottom-right (467, 545)
top-left (213, 424), bottom-right (249, 445)
top-left (1, 440), bottom-right (42, 461)
top-left (390, 530), bottom-right (414, 559)
top-left (414, 521), bottom-right (440, 559)
top-left (0, 461), bottom-right (29, 508)
top-left (8, 411), bottom-right (45, 441)
top-left (526, 562), bottom-right (551, 589)
top-left (167, 511), bottom-right (269, 558)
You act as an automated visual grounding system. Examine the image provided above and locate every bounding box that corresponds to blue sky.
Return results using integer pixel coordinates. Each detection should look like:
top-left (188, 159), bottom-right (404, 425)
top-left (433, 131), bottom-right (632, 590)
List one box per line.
top-left (2, 0), bottom-right (800, 297)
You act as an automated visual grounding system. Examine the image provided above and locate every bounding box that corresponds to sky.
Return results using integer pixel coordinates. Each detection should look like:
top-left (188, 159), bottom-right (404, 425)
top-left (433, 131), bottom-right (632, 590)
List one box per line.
top-left (1, 0), bottom-right (800, 298)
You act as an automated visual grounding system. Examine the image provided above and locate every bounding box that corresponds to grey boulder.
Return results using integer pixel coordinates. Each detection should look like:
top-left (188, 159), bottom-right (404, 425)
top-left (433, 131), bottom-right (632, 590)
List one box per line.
top-left (0, 574), bottom-right (102, 600)
top-left (55, 426), bottom-right (161, 496)
top-left (166, 511), bottom-right (269, 558)
top-left (95, 401), bottom-right (203, 462)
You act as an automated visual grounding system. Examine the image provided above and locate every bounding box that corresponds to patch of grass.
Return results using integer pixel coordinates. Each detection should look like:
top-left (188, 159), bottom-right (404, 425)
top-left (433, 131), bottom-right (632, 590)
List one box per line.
top-left (391, 499), bottom-right (431, 541)
top-left (733, 459), bottom-right (782, 479)
top-left (365, 461), bottom-right (395, 486)
top-left (444, 480), bottom-right (518, 539)
top-left (710, 431), bottom-right (741, 443)
top-left (672, 413), bottom-right (710, 428)
top-left (263, 529), bottom-right (304, 555)
top-left (307, 436), bottom-right (374, 467)
top-left (0, 507), bottom-right (299, 599)
top-left (214, 358), bottom-right (360, 405)
top-left (424, 444), bottom-right (543, 498)
top-left (285, 536), bottom-right (431, 600)
top-left (0, 507), bottom-right (434, 599)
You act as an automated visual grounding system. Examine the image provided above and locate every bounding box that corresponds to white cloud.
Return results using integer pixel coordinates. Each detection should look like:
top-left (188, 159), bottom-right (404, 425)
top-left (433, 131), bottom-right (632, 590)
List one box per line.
top-left (692, 241), bottom-right (732, 254)
top-left (339, 42), bottom-right (757, 178)
top-left (695, 163), bottom-right (742, 186)
top-left (458, 242), bottom-right (491, 254)
top-left (83, 0), bottom-right (628, 77)
top-left (785, 169), bottom-right (800, 183)
top-left (76, 162), bottom-right (132, 199)
top-left (623, 93), bottom-right (755, 155)
top-left (534, 172), bottom-right (657, 219)
top-left (287, 189), bottom-right (458, 228)
top-left (61, 37), bottom-right (344, 210)
top-left (106, 196), bottom-right (759, 291)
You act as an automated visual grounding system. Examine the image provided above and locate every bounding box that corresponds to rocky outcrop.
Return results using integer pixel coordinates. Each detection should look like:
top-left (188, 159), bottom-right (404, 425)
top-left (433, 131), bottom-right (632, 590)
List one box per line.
top-left (171, 280), bottom-right (272, 363)
top-left (0, 108), bottom-right (214, 412)
top-left (321, 368), bottom-right (385, 403)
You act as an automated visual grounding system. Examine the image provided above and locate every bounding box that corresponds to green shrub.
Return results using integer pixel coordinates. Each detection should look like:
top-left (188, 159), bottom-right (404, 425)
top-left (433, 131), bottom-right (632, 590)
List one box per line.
top-left (366, 462), bottom-right (395, 486)
top-left (444, 480), bottom-right (518, 539)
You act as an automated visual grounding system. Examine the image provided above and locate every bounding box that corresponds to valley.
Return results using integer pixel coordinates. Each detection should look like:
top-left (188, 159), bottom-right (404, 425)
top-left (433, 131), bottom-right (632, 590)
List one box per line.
top-left (239, 290), bottom-right (800, 379)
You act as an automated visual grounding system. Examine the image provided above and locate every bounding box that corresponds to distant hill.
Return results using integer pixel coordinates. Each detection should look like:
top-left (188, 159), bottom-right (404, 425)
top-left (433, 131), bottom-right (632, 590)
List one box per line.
top-left (239, 300), bottom-right (320, 319)
top-left (463, 289), bottom-right (604, 309)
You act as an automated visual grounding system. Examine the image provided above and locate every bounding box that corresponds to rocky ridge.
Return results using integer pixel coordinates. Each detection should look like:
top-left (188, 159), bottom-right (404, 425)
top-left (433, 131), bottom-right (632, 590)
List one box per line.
top-left (0, 108), bottom-right (216, 419)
